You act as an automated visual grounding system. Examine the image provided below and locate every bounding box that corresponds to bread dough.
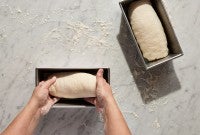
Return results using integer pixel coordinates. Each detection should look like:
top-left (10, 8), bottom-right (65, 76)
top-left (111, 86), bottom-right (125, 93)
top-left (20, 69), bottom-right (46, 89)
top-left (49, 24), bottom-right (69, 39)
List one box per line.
top-left (49, 72), bottom-right (96, 98)
top-left (129, 0), bottom-right (168, 61)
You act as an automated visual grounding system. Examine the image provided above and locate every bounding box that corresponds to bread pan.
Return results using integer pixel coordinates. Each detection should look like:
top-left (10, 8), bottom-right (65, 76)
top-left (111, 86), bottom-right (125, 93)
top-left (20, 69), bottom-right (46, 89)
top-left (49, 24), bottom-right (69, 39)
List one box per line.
top-left (35, 68), bottom-right (110, 108)
top-left (119, 0), bottom-right (183, 70)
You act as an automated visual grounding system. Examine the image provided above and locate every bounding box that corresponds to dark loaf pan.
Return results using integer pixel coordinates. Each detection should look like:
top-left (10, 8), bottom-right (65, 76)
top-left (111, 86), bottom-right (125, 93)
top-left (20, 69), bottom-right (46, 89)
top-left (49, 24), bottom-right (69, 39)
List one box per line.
top-left (35, 68), bottom-right (110, 108)
top-left (119, 0), bottom-right (183, 70)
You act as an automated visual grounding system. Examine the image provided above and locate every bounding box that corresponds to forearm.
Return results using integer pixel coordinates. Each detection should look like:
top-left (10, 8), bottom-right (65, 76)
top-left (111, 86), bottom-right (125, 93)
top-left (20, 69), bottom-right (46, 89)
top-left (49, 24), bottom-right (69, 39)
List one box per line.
top-left (103, 97), bottom-right (131, 135)
top-left (27, 107), bottom-right (41, 135)
top-left (1, 99), bottom-right (41, 135)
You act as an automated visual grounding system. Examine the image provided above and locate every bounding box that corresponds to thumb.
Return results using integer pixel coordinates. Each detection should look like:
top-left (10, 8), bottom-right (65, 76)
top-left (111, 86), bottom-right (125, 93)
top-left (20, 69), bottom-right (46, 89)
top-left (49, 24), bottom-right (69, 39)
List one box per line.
top-left (52, 97), bottom-right (60, 104)
top-left (97, 69), bottom-right (104, 78)
top-left (40, 98), bottom-right (59, 115)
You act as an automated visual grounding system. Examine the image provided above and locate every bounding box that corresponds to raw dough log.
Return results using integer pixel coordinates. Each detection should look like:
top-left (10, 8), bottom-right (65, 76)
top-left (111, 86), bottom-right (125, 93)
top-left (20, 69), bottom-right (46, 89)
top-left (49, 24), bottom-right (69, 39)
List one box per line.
top-left (129, 0), bottom-right (168, 61)
top-left (49, 72), bottom-right (96, 98)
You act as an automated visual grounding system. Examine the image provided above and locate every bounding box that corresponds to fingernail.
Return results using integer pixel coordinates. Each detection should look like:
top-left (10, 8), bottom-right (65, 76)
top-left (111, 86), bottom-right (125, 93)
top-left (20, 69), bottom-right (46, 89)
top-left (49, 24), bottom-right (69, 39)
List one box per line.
top-left (52, 76), bottom-right (56, 80)
top-left (100, 69), bottom-right (103, 75)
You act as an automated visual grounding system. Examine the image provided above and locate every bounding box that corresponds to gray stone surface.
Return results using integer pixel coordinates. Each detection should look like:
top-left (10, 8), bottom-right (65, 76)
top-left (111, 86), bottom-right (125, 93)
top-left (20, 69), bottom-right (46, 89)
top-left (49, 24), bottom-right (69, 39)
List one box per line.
top-left (0, 0), bottom-right (200, 135)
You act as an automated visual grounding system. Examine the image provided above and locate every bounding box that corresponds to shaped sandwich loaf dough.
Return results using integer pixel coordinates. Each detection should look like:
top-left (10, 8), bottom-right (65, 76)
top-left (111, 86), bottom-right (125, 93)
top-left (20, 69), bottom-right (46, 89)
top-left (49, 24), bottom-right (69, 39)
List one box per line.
top-left (129, 0), bottom-right (168, 61)
top-left (49, 72), bottom-right (96, 98)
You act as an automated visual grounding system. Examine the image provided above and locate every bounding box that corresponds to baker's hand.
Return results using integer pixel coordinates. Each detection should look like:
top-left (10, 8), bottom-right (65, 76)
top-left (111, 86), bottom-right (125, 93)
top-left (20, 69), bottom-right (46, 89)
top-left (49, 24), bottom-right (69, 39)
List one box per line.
top-left (30, 77), bottom-right (59, 115)
top-left (85, 69), bottom-right (113, 112)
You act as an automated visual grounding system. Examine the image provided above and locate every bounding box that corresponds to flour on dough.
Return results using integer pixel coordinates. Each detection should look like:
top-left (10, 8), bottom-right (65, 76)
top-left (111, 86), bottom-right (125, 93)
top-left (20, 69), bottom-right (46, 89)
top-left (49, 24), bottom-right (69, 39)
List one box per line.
top-left (129, 0), bottom-right (168, 61)
top-left (49, 72), bottom-right (96, 98)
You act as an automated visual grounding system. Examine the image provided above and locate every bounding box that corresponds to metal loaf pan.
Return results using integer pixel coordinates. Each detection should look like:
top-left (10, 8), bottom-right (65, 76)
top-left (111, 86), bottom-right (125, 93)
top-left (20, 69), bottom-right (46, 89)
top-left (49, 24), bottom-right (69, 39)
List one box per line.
top-left (119, 0), bottom-right (183, 70)
top-left (35, 68), bottom-right (110, 108)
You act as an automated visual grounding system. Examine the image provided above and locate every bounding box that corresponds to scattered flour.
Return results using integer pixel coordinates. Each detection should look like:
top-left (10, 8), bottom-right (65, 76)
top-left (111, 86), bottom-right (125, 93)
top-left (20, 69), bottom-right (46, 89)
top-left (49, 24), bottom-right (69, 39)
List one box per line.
top-left (123, 111), bottom-right (139, 119)
top-left (1, 4), bottom-right (113, 52)
top-left (152, 118), bottom-right (161, 128)
top-left (41, 20), bottom-right (113, 51)
top-left (16, 8), bottom-right (22, 13)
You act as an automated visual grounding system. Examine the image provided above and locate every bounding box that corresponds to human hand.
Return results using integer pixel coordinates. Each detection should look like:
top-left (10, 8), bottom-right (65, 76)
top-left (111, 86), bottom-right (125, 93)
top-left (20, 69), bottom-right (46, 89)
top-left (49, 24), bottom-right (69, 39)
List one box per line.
top-left (30, 77), bottom-right (59, 115)
top-left (85, 69), bottom-right (114, 112)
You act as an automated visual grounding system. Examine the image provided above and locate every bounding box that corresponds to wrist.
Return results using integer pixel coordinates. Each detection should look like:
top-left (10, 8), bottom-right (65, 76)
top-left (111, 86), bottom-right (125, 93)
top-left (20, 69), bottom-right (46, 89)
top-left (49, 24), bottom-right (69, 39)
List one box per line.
top-left (102, 95), bottom-right (118, 121)
top-left (104, 95), bottom-right (116, 109)
top-left (29, 97), bottom-right (40, 107)
top-left (27, 98), bottom-right (42, 116)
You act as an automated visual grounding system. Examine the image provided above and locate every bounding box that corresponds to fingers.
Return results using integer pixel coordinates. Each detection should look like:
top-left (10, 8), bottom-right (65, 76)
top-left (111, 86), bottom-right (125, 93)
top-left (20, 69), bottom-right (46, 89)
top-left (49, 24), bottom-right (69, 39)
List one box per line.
top-left (47, 97), bottom-right (59, 109)
top-left (97, 69), bottom-right (104, 78)
top-left (38, 81), bottom-right (45, 87)
top-left (96, 69), bottom-right (106, 86)
top-left (52, 97), bottom-right (60, 104)
top-left (84, 98), bottom-right (96, 105)
top-left (96, 69), bottom-right (104, 82)
top-left (40, 103), bottom-right (52, 116)
top-left (42, 76), bottom-right (56, 89)
top-left (35, 81), bottom-right (44, 90)
top-left (40, 97), bottom-right (60, 116)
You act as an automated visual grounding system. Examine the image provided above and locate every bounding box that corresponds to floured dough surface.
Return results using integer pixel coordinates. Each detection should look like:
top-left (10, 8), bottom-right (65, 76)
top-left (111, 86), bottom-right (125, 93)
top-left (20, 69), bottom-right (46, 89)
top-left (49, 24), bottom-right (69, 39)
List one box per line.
top-left (49, 72), bottom-right (96, 98)
top-left (129, 0), bottom-right (168, 61)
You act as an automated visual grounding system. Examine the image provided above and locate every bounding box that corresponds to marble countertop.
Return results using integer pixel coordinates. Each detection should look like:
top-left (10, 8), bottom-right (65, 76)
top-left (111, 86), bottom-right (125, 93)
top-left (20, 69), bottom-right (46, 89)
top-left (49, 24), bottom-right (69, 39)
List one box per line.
top-left (0, 0), bottom-right (200, 135)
